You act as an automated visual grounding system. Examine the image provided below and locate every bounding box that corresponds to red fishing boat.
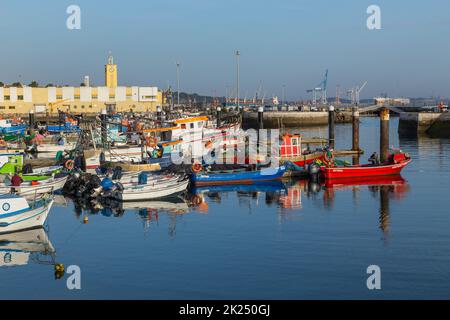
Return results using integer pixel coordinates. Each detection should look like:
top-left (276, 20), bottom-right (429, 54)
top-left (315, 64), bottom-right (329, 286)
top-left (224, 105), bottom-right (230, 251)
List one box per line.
top-left (321, 150), bottom-right (411, 180)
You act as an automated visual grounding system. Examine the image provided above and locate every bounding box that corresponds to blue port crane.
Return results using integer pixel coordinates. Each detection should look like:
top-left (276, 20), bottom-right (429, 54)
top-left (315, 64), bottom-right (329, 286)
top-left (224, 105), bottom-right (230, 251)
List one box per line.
top-left (307, 69), bottom-right (328, 105)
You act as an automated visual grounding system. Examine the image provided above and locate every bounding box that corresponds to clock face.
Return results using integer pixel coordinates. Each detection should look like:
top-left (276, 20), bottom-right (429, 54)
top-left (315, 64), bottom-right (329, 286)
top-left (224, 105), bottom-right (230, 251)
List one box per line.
top-left (109, 66), bottom-right (115, 72)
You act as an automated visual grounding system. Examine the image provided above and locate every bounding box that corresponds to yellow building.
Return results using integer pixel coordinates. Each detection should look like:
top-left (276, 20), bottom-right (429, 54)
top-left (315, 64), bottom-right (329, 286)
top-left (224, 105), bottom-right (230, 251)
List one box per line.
top-left (0, 54), bottom-right (163, 115)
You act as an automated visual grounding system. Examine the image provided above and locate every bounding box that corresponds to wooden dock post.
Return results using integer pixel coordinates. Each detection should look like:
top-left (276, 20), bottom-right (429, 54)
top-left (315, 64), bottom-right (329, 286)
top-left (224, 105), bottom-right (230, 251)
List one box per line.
top-left (258, 106), bottom-right (264, 130)
top-left (28, 109), bottom-right (35, 130)
top-left (156, 105), bottom-right (162, 122)
top-left (352, 105), bottom-right (360, 165)
top-left (257, 106), bottom-right (264, 150)
top-left (216, 106), bottom-right (221, 128)
top-left (328, 105), bottom-right (335, 148)
top-left (352, 106), bottom-right (360, 152)
top-left (380, 107), bottom-right (390, 163)
top-left (101, 109), bottom-right (107, 148)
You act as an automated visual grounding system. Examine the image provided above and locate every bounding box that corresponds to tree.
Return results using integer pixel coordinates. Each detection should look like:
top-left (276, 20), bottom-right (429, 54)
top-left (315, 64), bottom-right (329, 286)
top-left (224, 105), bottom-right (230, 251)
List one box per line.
top-left (28, 81), bottom-right (39, 87)
top-left (11, 82), bottom-right (22, 87)
top-left (80, 82), bottom-right (86, 87)
top-left (0, 82), bottom-right (4, 87)
top-left (45, 83), bottom-right (54, 87)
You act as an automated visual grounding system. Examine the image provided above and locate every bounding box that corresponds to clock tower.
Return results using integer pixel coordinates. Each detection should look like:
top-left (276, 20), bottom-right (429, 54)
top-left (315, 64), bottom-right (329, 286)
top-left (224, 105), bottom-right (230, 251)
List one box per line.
top-left (105, 52), bottom-right (118, 88)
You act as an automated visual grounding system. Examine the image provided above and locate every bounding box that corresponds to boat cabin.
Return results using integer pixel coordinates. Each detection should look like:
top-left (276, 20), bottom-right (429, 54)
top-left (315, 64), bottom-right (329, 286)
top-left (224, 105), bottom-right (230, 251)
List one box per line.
top-left (280, 134), bottom-right (302, 157)
top-left (0, 119), bottom-right (13, 128)
top-left (0, 153), bottom-right (23, 174)
top-left (0, 194), bottom-right (30, 217)
top-left (173, 116), bottom-right (209, 131)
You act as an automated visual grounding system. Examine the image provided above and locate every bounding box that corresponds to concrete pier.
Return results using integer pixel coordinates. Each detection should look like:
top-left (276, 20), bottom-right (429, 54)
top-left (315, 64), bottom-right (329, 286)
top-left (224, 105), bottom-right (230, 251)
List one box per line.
top-left (398, 112), bottom-right (440, 135)
top-left (398, 112), bottom-right (450, 138)
top-left (242, 111), bottom-right (352, 128)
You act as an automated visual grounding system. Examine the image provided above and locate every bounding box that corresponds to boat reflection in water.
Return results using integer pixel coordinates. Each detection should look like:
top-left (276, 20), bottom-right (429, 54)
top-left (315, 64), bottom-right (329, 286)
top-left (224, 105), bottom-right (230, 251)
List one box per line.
top-left (190, 181), bottom-right (288, 213)
top-left (321, 175), bottom-right (411, 238)
top-left (123, 199), bottom-right (190, 235)
top-left (0, 228), bottom-right (55, 268)
top-left (71, 196), bottom-right (191, 236)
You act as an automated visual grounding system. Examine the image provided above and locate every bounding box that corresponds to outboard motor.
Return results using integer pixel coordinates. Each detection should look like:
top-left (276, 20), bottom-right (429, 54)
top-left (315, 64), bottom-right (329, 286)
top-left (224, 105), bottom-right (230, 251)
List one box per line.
top-left (308, 162), bottom-right (321, 183)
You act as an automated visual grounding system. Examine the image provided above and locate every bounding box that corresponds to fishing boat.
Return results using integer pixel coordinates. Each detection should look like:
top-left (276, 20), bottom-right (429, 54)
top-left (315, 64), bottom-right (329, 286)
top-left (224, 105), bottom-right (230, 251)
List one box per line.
top-left (191, 166), bottom-right (287, 186)
top-left (0, 119), bottom-right (27, 135)
top-left (0, 174), bottom-right (69, 197)
top-left (0, 153), bottom-right (62, 180)
top-left (0, 194), bottom-right (54, 234)
top-left (26, 140), bottom-right (77, 159)
top-left (46, 116), bottom-right (80, 133)
top-left (110, 177), bottom-right (189, 201)
top-left (320, 150), bottom-right (411, 180)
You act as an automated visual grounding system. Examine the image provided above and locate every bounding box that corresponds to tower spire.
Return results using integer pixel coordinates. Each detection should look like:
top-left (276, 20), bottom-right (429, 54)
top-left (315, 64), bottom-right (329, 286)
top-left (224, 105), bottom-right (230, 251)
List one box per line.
top-left (108, 51), bottom-right (114, 65)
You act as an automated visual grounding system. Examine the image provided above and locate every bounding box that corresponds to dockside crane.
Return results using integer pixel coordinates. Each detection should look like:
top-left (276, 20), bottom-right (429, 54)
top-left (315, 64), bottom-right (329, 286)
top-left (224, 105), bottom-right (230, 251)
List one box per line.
top-left (307, 69), bottom-right (328, 105)
top-left (347, 81), bottom-right (367, 105)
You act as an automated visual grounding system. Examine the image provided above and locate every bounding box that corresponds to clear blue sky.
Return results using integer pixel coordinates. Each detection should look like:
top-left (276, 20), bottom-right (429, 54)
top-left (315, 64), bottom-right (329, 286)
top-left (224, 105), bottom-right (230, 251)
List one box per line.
top-left (1, 0), bottom-right (449, 100)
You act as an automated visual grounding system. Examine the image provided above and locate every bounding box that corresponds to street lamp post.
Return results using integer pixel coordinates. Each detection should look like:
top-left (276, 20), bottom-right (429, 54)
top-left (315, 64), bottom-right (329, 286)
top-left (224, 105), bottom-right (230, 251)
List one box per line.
top-left (176, 61), bottom-right (180, 106)
top-left (235, 50), bottom-right (240, 109)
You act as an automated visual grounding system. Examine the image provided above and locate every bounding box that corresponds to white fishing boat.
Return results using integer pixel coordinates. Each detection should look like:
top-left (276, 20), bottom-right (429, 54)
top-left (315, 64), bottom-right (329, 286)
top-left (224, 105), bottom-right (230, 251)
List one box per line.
top-left (0, 228), bottom-right (55, 267)
top-left (0, 175), bottom-right (68, 197)
top-left (112, 178), bottom-right (189, 201)
top-left (0, 194), bottom-right (54, 234)
top-left (100, 171), bottom-right (182, 186)
top-left (27, 142), bottom-right (77, 159)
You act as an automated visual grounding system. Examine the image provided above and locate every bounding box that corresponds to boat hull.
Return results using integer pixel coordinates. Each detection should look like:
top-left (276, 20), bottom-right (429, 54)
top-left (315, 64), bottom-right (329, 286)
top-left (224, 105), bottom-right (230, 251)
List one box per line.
top-left (0, 175), bottom-right (68, 197)
top-left (114, 180), bottom-right (189, 201)
top-left (192, 166), bottom-right (286, 186)
top-left (0, 200), bottom-right (53, 234)
top-left (321, 159), bottom-right (411, 180)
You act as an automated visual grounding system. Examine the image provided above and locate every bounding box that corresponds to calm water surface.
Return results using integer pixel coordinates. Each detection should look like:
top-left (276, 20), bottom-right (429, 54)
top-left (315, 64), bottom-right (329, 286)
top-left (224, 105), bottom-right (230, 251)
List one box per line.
top-left (1, 117), bottom-right (450, 299)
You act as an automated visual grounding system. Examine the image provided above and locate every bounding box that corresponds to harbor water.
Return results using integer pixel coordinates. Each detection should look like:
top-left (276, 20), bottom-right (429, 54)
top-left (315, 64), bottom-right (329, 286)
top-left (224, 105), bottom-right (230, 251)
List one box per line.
top-left (1, 117), bottom-right (450, 299)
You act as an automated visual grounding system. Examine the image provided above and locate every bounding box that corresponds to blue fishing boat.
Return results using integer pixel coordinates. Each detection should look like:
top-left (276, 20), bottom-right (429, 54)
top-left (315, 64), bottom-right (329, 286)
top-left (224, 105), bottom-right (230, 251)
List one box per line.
top-left (46, 123), bottom-right (80, 133)
top-left (0, 119), bottom-right (27, 134)
top-left (191, 166), bottom-right (286, 186)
